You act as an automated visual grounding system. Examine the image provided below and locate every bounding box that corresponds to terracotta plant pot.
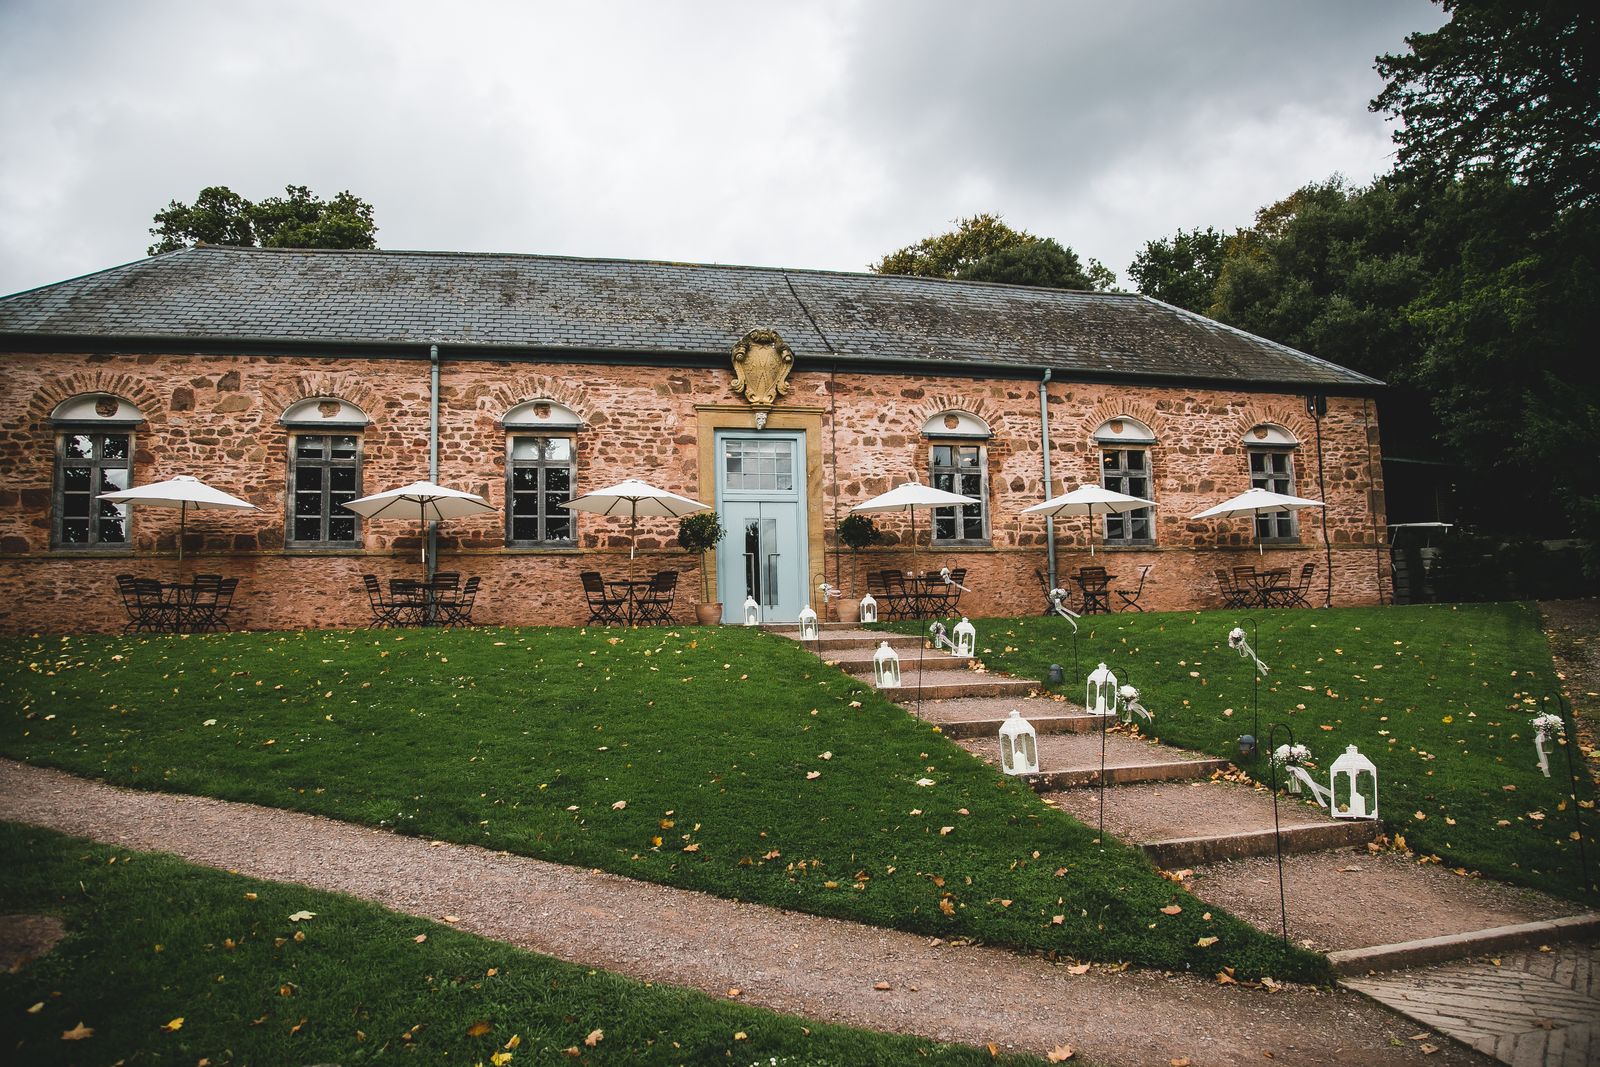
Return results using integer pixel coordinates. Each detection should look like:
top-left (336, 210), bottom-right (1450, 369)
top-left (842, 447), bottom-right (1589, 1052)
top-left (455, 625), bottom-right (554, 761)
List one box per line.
top-left (835, 597), bottom-right (861, 624)
top-left (694, 602), bottom-right (722, 625)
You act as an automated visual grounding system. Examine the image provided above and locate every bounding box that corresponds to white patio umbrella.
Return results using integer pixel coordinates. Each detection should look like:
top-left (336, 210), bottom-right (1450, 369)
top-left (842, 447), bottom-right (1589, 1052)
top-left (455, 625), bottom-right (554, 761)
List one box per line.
top-left (850, 479), bottom-right (981, 570)
top-left (561, 478), bottom-right (711, 558)
top-left (1021, 484), bottom-right (1156, 557)
top-left (1191, 487), bottom-right (1325, 554)
top-left (96, 474), bottom-right (260, 565)
top-left (342, 480), bottom-right (497, 568)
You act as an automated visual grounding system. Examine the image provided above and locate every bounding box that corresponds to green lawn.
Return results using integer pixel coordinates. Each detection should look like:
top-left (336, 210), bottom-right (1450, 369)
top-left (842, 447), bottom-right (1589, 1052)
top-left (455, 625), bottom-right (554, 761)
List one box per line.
top-left (0, 822), bottom-right (1039, 1066)
top-left (0, 625), bottom-right (1321, 982)
top-left (885, 602), bottom-right (1597, 901)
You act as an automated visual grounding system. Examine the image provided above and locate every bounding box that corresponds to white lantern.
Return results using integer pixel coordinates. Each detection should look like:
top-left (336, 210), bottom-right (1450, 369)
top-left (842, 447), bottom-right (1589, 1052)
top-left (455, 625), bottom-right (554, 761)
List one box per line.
top-left (743, 596), bottom-right (760, 626)
top-left (998, 710), bottom-right (1039, 775)
top-left (1086, 662), bottom-right (1119, 718)
top-left (872, 640), bottom-right (901, 688)
top-left (798, 603), bottom-right (819, 641)
top-left (859, 593), bottom-right (878, 624)
top-left (952, 617), bottom-right (976, 658)
top-left (1328, 744), bottom-right (1379, 820)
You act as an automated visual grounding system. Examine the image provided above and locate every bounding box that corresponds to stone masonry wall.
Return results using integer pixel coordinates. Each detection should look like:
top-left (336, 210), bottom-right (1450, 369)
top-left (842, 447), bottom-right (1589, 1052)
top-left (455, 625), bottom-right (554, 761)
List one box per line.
top-left (0, 350), bottom-right (1388, 633)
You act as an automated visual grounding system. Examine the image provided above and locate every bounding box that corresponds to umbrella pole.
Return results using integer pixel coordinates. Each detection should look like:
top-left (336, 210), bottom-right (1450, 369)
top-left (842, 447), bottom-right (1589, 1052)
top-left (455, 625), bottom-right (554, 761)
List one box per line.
top-left (177, 501), bottom-right (187, 569)
top-left (630, 511), bottom-right (637, 561)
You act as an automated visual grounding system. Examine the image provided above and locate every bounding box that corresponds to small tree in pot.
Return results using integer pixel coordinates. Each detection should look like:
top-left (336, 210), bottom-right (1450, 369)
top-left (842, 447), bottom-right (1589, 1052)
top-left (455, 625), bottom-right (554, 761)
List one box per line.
top-left (677, 512), bottom-right (726, 624)
top-left (836, 513), bottom-right (882, 621)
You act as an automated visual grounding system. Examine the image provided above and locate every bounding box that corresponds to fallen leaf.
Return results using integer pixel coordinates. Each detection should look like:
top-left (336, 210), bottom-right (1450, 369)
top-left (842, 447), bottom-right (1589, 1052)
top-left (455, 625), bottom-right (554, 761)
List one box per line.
top-left (467, 1020), bottom-right (493, 1037)
top-left (289, 1017), bottom-right (307, 1036)
top-left (1216, 970), bottom-right (1236, 984)
top-left (1160, 905), bottom-right (1182, 915)
top-left (61, 1022), bottom-right (93, 1041)
top-left (287, 911), bottom-right (316, 922)
top-left (1407, 1032), bottom-right (1431, 1041)
top-left (806, 771), bottom-right (822, 780)
top-left (734, 1031), bottom-right (748, 1041)
top-left (1067, 963), bottom-right (1091, 975)
top-left (494, 1051), bottom-right (517, 1065)
top-left (585, 1028), bottom-right (604, 1047)
top-left (27, 1002), bottom-right (43, 1014)
top-left (939, 826), bottom-right (955, 835)
top-left (1420, 1044), bottom-right (1439, 1054)
top-left (1051, 914), bottom-right (1065, 925)
top-left (874, 981), bottom-right (891, 990)
top-left (1048, 1045), bottom-right (1076, 1062)
top-left (1171, 1059), bottom-right (1192, 1067)
top-left (683, 843), bottom-right (700, 852)
top-left (1195, 936), bottom-right (1218, 948)
top-left (413, 934), bottom-right (427, 943)
top-left (442, 915), bottom-right (460, 923)
top-left (611, 800), bottom-right (627, 810)
top-left (160, 1017), bottom-right (184, 1032)
top-left (916, 777), bottom-right (936, 787)
top-left (939, 898), bottom-right (956, 916)
top-left (819, 751), bottom-right (833, 760)
top-left (243, 892), bottom-right (257, 901)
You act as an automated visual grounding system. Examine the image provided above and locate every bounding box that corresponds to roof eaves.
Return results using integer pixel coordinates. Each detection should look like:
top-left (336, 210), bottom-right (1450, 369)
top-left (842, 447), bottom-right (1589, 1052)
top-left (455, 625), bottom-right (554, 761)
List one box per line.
top-left (1135, 294), bottom-right (1385, 388)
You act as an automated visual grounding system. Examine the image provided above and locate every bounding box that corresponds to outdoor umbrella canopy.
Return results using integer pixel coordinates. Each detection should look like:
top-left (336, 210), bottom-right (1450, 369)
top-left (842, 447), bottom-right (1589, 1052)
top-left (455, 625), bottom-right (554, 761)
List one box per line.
top-left (1021, 484), bottom-right (1156, 557)
top-left (96, 474), bottom-right (260, 564)
top-left (850, 480), bottom-right (980, 570)
top-left (342, 481), bottom-right (497, 567)
top-left (561, 478), bottom-right (711, 558)
top-left (1191, 487), bottom-right (1325, 553)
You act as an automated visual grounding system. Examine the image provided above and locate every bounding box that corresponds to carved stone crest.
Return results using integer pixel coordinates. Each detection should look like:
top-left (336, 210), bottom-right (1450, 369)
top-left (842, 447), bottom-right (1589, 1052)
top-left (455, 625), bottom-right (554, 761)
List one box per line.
top-left (731, 329), bottom-right (795, 418)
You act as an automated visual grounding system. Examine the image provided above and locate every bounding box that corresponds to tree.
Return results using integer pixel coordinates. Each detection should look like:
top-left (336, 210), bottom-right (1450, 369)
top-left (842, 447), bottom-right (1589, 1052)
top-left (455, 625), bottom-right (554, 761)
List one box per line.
top-left (873, 213), bottom-right (1115, 290)
top-left (148, 184), bottom-right (379, 255)
top-left (960, 238), bottom-right (1107, 291)
top-left (1128, 227), bottom-right (1230, 313)
top-left (1372, 0), bottom-right (1599, 211)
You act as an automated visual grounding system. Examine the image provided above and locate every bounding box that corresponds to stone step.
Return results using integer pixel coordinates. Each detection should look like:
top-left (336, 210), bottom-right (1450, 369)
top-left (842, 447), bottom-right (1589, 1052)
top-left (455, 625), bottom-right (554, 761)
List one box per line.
top-left (762, 621), bottom-right (873, 634)
top-left (823, 646), bottom-right (972, 676)
top-left (1332, 913), bottom-right (1600, 976)
top-left (1046, 779), bottom-right (1382, 865)
top-left (869, 670), bottom-right (1039, 702)
top-left (936, 713), bottom-right (1103, 740)
top-left (793, 630), bottom-right (925, 653)
top-left (960, 731), bottom-right (1226, 791)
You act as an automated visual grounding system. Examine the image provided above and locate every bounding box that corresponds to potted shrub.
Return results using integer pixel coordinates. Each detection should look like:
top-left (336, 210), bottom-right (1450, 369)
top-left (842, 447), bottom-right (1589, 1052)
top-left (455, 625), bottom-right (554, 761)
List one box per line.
top-left (836, 513), bottom-right (882, 622)
top-left (677, 512), bottom-right (726, 624)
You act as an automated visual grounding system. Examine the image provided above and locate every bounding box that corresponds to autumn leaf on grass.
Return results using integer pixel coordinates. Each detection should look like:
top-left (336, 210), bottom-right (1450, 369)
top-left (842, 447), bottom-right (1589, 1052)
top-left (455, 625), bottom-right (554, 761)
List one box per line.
top-left (1160, 905), bottom-right (1182, 915)
top-left (492, 1051), bottom-right (516, 1065)
top-left (61, 1022), bottom-right (93, 1041)
top-left (806, 771), bottom-right (822, 780)
top-left (939, 898), bottom-right (956, 916)
top-left (1048, 1046), bottom-right (1076, 1062)
top-left (287, 911), bottom-right (316, 922)
top-left (160, 1017), bottom-right (184, 1032)
top-left (467, 1020), bottom-right (493, 1037)
top-left (413, 934), bottom-right (427, 943)
top-left (1195, 936), bottom-right (1219, 948)
top-left (682, 843), bottom-right (700, 852)
top-left (611, 800), bottom-right (627, 810)
top-left (585, 1028), bottom-right (604, 1047)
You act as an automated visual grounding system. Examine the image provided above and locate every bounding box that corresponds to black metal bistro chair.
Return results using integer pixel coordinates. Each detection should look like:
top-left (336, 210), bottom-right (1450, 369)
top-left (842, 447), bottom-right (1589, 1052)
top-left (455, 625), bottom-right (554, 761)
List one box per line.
top-left (580, 571), bottom-right (628, 625)
top-left (363, 575), bottom-right (404, 628)
top-left (1216, 569), bottom-right (1251, 609)
top-left (1285, 562), bottom-right (1315, 608)
top-left (1075, 566), bottom-right (1114, 614)
top-left (439, 576), bottom-right (481, 627)
top-left (1115, 565), bottom-right (1152, 612)
top-left (634, 570), bottom-right (678, 624)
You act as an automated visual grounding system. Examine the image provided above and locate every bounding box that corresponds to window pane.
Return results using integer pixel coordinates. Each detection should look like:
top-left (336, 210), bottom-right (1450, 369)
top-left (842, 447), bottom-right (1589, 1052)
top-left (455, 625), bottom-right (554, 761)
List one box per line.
top-left (957, 447), bottom-right (980, 468)
top-left (101, 434), bottom-right (130, 460)
top-left (327, 517), bottom-right (355, 542)
top-left (932, 471), bottom-right (954, 493)
top-left (546, 467), bottom-right (571, 494)
top-left (511, 491), bottom-right (537, 517)
top-left (63, 466), bottom-right (90, 492)
top-left (295, 517), bottom-right (323, 541)
top-left (544, 492), bottom-right (567, 516)
top-left (512, 517), bottom-right (539, 541)
top-left (295, 493), bottom-right (322, 517)
top-left (297, 466), bottom-right (323, 491)
top-left (61, 492), bottom-right (90, 518)
top-left (64, 434), bottom-right (93, 459)
top-left (545, 438), bottom-right (572, 461)
top-left (959, 473), bottom-right (980, 496)
top-left (933, 512), bottom-right (956, 540)
top-left (1128, 477), bottom-right (1148, 497)
top-left (931, 445), bottom-right (952, 466)
top-left (963, 513), bottom-right (984, 539)
top-left (1107, 514), bottom-right (1125, 539)
top-left (100, 468), bottom-right (129, 493)
top-left (512, 467), bottom-right (539, 490)
top-left (511, 438), bottom-right (540, 460)
top-left (296, 436), bottom-right (326, 459)
top-left (329, 467), bottom-right (355, 492)
top-left (1126, 450), bottom-right (1145, 471)
top-left (61, 519), bottom-right (89, 543)
top-left (1131, 515), bottom-right (1151, 539)
top-left (545, 515), bottom-right (572, 540)
top-left (330, 436), bottom-right (357, 459)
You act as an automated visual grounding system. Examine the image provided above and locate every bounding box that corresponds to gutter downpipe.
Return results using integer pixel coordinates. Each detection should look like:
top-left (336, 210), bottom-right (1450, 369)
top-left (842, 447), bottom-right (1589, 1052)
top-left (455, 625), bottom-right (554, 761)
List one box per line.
top-left (1040, 369), bottom-right (1056, 590)
top-left (428, 344), bottom-right (440, 580)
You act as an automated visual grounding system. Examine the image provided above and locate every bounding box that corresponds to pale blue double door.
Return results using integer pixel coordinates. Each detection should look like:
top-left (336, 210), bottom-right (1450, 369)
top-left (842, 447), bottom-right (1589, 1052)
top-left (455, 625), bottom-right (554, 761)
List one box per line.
top-left (714, 431), bottom-right (809, 623)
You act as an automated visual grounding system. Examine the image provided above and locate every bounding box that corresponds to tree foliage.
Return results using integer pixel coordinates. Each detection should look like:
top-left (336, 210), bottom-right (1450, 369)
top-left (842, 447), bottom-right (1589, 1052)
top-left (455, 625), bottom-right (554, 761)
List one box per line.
top-left (1128, 227), bottom-right (1231, 313)
top-left (149, 184), bottom-right (378, 255)
top-left (1371, 0), bottom-right (1599, 211)
top-left (873, 213), bottom-right (1115, 291)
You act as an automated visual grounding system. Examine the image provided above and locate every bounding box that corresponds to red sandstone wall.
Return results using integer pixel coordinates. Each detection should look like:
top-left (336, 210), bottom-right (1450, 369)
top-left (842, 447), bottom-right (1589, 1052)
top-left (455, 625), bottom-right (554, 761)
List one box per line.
top-left (0, 351), bottom-right (1388, 633)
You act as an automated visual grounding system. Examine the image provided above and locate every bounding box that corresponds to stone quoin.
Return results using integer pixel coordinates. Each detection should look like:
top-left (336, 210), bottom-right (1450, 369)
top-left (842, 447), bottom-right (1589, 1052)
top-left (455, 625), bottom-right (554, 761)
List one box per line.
top-left (0, 246), bottom-right (1389, 632)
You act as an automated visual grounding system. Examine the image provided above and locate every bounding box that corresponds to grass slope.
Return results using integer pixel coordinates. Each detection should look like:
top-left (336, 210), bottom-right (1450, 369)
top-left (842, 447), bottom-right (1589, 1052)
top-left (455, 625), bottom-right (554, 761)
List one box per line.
top-left (0, 821), bottom-right (1039, 1065)
top-left (0, 626), bottom-right (1321, 982)
top-left (887, 603), bottom-right (1598, 901)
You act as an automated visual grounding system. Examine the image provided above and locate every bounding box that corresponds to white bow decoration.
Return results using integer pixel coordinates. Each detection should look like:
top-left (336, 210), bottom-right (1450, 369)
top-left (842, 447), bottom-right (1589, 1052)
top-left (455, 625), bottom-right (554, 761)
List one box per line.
top-left (1228, 626), bottom-right (1269, 676)
top-left (1048, 588), bottom-right (1079, 633)
top-left (938, 567), bottom-right (971, 592)
top-left (1531, 712), bottom-right (1564, 778)
top-left (1119, 683), bottom-right (1153, 726)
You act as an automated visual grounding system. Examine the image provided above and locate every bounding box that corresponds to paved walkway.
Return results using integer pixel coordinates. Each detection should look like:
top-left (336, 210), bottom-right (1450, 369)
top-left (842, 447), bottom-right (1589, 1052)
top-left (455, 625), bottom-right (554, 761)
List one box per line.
top-left (1346, 944), bottom-right (1597, 1067)
top-left (0, 759), bottom-right (1481, 1066)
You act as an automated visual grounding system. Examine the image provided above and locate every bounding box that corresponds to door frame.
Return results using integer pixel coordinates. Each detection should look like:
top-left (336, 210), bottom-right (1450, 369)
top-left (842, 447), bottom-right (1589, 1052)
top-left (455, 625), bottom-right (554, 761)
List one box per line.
top-left (694, 404), bottom-right (827, 613)
top-left (713, 430), bottom-right (809, 622)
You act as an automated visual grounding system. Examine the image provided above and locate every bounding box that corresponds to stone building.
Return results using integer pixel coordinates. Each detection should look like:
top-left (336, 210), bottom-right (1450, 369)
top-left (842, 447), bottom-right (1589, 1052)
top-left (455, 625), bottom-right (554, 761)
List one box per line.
top-left (0, 246), bottom-right (1388, 632)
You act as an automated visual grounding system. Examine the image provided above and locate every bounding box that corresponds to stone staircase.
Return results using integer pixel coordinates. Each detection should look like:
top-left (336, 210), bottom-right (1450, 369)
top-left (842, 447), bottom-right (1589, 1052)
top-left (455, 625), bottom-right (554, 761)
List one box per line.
top-left (777, 623), bottom-right (1598, 1012)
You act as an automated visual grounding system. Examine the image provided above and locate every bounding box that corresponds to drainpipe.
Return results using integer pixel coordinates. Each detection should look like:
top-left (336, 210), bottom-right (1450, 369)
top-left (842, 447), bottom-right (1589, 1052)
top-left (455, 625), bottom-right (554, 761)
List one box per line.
top-left (428, 344), bottom-right (440, 580)
top-left (1039, 369), bottom-right (1056, 590)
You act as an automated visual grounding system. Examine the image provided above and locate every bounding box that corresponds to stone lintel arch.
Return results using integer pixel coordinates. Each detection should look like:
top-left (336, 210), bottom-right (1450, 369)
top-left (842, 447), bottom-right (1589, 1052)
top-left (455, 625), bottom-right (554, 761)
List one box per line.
top-left (259, 372), bottom-right (384, 426)
top-left (476, 375), bottom-right (593, 428)
top-left (27, 371), bottom-right (165, 427)
top-left (911, 394), bottom-right (1007, 439)
top-left (1235, 405), bottom-right (1312, 449)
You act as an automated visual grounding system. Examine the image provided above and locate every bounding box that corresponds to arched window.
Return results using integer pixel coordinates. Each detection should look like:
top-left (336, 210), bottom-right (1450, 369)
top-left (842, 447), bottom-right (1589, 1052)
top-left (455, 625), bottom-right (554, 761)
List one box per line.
top-left (1244, 423), bottom-right (1299, 541)
top-left (50, 393), bottom-right (144, 548)
top-left (502, 400), bottom-right (581, 546)
top-left (280, 398), bottom-right (368, 546)
top-left (920, 410), bottom-right (990, 544)
top-left (1092, 417), bottom-right (1156, 544)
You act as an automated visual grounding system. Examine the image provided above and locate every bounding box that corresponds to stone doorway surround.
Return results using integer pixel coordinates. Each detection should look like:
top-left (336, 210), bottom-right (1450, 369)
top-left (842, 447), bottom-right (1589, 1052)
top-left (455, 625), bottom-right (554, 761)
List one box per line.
top-left (694, 404), bottom-right (826, 607)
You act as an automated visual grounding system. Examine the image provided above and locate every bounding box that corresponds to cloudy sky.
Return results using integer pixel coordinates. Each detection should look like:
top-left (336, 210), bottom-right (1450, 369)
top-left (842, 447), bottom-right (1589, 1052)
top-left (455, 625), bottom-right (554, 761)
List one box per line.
top-left (0, 0), bottom-right (1444, 297)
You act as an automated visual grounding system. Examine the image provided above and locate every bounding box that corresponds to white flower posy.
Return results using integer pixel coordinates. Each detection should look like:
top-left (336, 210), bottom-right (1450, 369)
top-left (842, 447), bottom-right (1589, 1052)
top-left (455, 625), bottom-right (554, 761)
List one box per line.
top-left (1271, 742), bottom-right (1313, 766)
top-left (1531, 712), bottom-right (1565, 742)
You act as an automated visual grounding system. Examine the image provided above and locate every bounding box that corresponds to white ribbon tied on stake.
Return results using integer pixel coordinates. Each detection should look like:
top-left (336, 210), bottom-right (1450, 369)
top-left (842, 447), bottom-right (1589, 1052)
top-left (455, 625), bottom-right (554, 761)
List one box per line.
top-left (1531, 712), bottom-right (1564, 778)
top-left (1048, 588), bottom-right (1079, 633)
top-left (1228, 626), bottom-right (1270, 676)
top-left (1119, 684), bottom-right (1153, 726)
top-left (928, 621), bottom-right (956, 655)
top-left (938, 567), bottom-right (971, 592)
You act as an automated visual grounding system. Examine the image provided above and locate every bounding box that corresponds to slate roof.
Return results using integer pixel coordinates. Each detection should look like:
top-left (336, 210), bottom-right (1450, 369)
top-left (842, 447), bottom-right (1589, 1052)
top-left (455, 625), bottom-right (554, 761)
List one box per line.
top-left (0, 246), bottom-right (1380, 389)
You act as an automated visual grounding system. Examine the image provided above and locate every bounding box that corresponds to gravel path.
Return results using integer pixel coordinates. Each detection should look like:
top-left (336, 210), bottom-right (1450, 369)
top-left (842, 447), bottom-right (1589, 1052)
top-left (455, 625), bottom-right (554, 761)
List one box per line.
top-left (0, 759), bottom-right (1488, 1066)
